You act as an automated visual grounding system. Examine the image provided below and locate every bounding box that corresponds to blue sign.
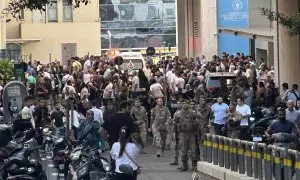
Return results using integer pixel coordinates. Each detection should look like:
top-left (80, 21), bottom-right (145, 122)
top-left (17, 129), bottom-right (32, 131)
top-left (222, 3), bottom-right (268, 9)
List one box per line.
top-left (218, 0), bottom-right (249, 28)
top-left (217, 0), bottom-right (249, 55)
top-left (218, 34), bottom-right (249, 56)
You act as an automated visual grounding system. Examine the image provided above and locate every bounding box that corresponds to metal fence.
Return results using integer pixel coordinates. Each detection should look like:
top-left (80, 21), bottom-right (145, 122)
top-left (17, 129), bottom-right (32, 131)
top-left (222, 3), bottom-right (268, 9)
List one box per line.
top-left (202, 134), bottom-right (300, 180)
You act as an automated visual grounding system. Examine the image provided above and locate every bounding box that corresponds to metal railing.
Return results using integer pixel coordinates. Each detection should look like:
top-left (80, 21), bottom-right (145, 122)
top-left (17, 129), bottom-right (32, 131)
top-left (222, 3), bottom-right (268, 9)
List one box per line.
top-left (202, 134), bottom-right (300, 180)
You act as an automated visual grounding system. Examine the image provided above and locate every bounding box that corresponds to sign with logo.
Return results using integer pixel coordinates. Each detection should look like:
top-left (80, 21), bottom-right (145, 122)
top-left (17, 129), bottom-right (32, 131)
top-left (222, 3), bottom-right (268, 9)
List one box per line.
top-left (217, 0), bottom-right (249, 56)
top-left (146, 47), bottom-right (156, 56)
top-left (127, 60), bottom-right (134, 70)
top-left (2, 81), bottom-right (28, 122)
top-left (218, 0), bottom-right (249, 28)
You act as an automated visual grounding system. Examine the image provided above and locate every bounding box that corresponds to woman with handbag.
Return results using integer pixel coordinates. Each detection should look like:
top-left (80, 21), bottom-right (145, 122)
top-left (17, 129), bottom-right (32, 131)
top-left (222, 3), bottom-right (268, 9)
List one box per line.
top-left (110, 126), bottom-right (140, 180)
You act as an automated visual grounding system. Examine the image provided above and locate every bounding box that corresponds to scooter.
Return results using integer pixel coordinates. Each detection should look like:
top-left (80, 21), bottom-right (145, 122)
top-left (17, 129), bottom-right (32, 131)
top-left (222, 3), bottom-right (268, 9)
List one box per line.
top-left (67, 142), bottom-right (111, 180)
top-left (0, 144), bottom-right (46, 180)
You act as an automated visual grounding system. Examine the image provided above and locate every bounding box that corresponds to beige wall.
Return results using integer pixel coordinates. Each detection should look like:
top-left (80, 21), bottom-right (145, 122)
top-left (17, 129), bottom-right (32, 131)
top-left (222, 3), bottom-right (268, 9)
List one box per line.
top-left (274, 0), bottom-right (300, 87)
top-left (5, 0), bottom-right (100, 63)
top-left (199, 0), bottom-right (218, 59)
top-left (0, 0), bottom-right (6, 49)
top-left (21, 22), bottom-right (100, 63)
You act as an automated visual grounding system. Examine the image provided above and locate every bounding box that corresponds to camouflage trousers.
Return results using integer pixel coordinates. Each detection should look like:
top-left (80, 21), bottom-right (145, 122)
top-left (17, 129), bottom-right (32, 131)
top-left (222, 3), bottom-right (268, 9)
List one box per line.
top-left (132, 123), bottom-right (147, 148)
top-left (180, 133), bottom-right (200, 162)
top-left (165, 124), bottom-right (173, 148)
top-left (152, 125), bottom-right (167, 149)
top-left (227, 130), bottom-right (240, 139)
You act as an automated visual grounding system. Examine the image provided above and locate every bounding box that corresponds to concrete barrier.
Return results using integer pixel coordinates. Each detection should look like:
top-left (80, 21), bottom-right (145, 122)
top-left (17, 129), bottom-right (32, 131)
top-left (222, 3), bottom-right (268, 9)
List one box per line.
top-left (196, 161), bottom-right (258, 180)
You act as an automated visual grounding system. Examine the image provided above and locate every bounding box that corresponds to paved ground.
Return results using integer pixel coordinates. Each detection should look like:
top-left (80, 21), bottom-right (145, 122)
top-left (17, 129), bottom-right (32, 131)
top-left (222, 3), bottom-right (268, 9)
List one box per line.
top-left (136, 143), bottom-right (217, 180)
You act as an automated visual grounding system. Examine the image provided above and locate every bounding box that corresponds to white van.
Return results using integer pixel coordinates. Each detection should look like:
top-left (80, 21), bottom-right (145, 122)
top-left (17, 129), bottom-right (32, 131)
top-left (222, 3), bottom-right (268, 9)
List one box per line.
top-left (118, 52), bottom-right (147, 73)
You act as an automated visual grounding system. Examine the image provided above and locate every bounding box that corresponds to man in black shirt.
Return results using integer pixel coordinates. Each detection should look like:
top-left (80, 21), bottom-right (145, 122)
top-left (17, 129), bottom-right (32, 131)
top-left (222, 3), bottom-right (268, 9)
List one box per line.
top-left (101, 101), bottom-right (136, 149)
top-left (50, 102), bottom-right (64, 128)
top-left (33, 98), bottom-right (50, 128)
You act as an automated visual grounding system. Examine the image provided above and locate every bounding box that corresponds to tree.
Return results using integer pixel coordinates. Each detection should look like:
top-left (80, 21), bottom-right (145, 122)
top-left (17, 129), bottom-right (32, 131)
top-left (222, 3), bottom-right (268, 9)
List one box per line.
top-left (0, 59), bottom-right (14, 83)
top-left (2, 0), bottom-right (90, 20)
top-left (260, 8), bottom-right (300, 36)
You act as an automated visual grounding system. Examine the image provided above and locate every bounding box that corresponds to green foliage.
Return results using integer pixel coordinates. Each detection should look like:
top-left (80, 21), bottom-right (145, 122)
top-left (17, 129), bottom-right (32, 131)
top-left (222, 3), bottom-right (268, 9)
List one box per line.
top-left (0, 59), bottom-right (14, 81)
top-left (2, 0), bottom-right (90, 20)
top-left (260, 8), bottom-right (300, 36)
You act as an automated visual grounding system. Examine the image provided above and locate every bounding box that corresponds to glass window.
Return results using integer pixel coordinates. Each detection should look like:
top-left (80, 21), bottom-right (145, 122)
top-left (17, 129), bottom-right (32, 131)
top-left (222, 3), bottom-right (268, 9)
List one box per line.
top-left (112, 35), bottom-right (136, 48)
top-left (134, 35), bottom-right (148, 47)
top-left (163, 20), bottom-right (176, 27)
top-left (101, 36), bottom-right (110, 49)
top-left (118, 5), bottom-right (135, 21)
top-left (32, 10), bottom-right (46, 23)
top-left (63, 0), bottom-right (73, 22)
top-left (162, 3), bottom-right (175, 19)
top-left (134, 4), bottom-right (148, 21)
top-left (162, 34), bottom-right (176, 47)
top-left (107, 28), bottom-right (136, 35)
top-left (100, 5), bottom-right (119, 21)
top-left (150, 27), bottom-right (163, 34)
top-left (136, 28), bottom-right (149, 34)
top-left (148, 3), bottom-right (163, 20)
top-left (149, 20), bottom-right (163, 27)
top-left (47, 0), bottom-right (57, 22)
top-left (100, 0), bottom-right (177, 50)
top-left (134, 21), bottom-right (149, 27)
top-left (148, 35), bottom-right (163, 47)
top-left (163, 27), bottom-right (176, 34)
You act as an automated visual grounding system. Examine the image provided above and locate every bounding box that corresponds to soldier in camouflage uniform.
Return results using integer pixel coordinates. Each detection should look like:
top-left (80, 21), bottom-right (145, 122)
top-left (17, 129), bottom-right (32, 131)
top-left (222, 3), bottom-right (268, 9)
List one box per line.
top-left (131, 99), bottom-right (148, 152)
top-left (169, 100), bottom-right (182, 165)
top-left (150, 97), bottom-right (171, 157)
top-left (226, 102), bottom-right (243, 139)
top-left (173, 99), bottom-right (200, 171)
top-left (197, 96), bottom-right (214, 161)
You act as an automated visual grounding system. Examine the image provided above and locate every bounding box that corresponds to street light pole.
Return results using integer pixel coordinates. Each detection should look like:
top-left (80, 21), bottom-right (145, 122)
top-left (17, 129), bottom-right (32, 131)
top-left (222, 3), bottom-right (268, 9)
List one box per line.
top-left (163, 41), bottom-right (166, 58)
top-left (108, 30), bottom-right (112, 49)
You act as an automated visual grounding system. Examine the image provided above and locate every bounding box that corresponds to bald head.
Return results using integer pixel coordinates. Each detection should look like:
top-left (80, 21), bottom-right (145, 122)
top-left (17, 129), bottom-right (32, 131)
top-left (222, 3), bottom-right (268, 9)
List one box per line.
top-left (287, 100), bottom-right (295, 111)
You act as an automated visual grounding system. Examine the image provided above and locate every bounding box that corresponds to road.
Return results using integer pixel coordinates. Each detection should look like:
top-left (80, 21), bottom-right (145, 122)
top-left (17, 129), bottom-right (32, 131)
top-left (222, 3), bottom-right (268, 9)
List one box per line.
top-left (136, 143), bottom-right (217, 180)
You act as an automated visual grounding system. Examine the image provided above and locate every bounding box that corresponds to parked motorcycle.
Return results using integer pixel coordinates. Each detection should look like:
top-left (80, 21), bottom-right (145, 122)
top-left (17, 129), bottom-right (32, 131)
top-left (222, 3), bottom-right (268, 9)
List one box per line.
top-left (67, 142), bottom-right (111, 180)
top-left (0, 144), bottom-right (46, 180)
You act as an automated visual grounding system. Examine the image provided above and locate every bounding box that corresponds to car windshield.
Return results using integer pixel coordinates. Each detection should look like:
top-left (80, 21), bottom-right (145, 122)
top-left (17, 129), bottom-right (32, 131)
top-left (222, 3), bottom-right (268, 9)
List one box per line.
top-left (120, 59), bottom-right (143, 70)
top-left (207, 79), bottom-right (220, 88)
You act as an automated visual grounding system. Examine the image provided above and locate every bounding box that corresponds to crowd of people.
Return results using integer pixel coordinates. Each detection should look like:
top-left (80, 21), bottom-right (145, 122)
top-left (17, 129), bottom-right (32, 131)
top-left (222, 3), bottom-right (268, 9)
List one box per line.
top-left (1, 52), bottom-right (300, 179)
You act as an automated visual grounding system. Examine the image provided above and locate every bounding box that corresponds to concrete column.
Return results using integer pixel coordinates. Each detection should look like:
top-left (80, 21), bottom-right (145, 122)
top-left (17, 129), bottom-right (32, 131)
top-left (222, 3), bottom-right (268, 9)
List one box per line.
top-left (177, 0), bottom-right (199, 58)
top-left (0, 0), bottom-right (6, 49)
top-left (274, 0), bottom-right (300, 86)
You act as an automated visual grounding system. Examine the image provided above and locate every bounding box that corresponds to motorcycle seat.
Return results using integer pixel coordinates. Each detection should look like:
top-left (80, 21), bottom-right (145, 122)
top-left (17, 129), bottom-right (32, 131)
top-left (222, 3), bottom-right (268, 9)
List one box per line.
top-left (7, 174), bottom-right (35, 180)
top-left (57, 150), bottom-right (66, 155)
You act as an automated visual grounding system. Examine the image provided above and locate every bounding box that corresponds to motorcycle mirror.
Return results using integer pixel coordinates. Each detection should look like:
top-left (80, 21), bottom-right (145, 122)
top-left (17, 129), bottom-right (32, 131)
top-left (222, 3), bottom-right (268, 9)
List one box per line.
top-left (119, 164), bottom-right (134, 175)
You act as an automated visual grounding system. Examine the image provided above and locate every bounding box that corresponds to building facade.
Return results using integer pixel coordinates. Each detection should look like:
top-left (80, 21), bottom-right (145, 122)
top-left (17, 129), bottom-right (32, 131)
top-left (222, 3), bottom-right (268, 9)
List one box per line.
top-left (100, 0), bottom-right (177, 56)
top-left (180, 0), bottom-right (300, 87)
top-left (4, 0), bottom-right (101, 64)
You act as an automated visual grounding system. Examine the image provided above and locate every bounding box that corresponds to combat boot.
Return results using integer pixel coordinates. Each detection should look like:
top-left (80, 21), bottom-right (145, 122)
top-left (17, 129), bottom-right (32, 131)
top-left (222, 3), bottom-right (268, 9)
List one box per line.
top-left (156, 148), bottom-right (163, 157)
top-left (192, 161), bottom-right (198, 171)
top-left (177, 160), bottom-right (188, 171)
top-left (169, 156), bottom-right (179, 165)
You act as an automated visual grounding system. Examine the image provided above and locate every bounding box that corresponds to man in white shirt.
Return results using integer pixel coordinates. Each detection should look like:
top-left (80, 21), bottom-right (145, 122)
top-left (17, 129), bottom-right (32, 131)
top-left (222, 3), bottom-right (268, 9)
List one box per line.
top-left (83, 70), bottom-right (92, 84)
top-left (21, 96), bottom-right (35, 128)
top-left (150, 79), bottom-right (164, 98)
top-left (83, 56), bottom-right (91, 70)
top-left (236, 97), bottom-right (251, 140)
top-left (62, 80), bottom-right (76, 100)
top-left (90, 100), bottom-right (103, 124)
top-left (177, 72), bottom-right (185, 92)
top-left (62, 71), bottom-right (74, 85)
top-left (131, 71), bottom-right (140, 98)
